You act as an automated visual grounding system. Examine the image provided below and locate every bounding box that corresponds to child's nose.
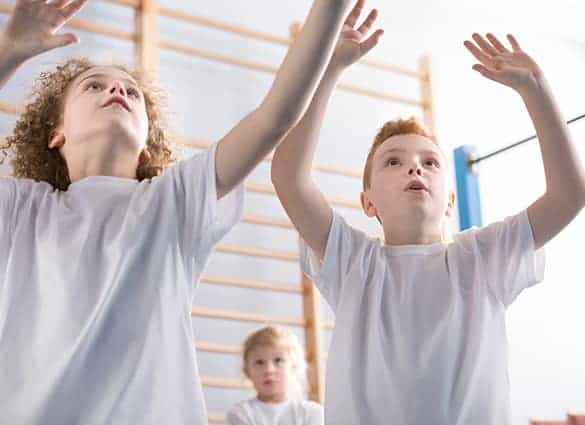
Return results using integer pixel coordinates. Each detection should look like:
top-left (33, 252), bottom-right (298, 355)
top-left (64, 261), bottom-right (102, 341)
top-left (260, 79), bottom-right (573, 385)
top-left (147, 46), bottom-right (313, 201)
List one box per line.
top-left (408, 167), bottom-right (423, 176)
top-left (109, 81), bottom-right (126, 97)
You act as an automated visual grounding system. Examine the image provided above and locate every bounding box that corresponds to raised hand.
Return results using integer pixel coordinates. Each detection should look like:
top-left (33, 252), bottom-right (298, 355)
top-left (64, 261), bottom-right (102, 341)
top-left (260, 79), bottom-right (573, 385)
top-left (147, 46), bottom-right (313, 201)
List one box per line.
top-left (2, 0), bottom-right (88, 63)
top-left (328, 0), bottom-right (384, 72)
top-left (464, 33), bottom-right (544, 94)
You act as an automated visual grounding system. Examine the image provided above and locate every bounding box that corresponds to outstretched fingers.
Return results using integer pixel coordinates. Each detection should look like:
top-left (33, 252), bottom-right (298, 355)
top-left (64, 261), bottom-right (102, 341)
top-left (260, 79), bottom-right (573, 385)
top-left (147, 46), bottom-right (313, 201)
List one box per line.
top-left (344, 0), bottom-right (365, 29)
top-left (507, 34), bottom-right (522, 52)
top-left (360, 28), bottom-right (384, 56)
top-left (485, 33), bottom-right (509, 54)
top-left (464, 39), bottom-right (496, 68)
top-left (356, 8), bottom-right (378, 36)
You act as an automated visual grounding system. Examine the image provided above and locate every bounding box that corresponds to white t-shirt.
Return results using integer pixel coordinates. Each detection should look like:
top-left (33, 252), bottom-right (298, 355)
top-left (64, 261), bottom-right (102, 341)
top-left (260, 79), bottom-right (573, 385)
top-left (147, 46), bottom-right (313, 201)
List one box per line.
top-left (300, 210), bottom-right (545, 425)
top-left (226, 398), bottom-right (324, 425)
top-left (0, 144), bottom-right (243, 425)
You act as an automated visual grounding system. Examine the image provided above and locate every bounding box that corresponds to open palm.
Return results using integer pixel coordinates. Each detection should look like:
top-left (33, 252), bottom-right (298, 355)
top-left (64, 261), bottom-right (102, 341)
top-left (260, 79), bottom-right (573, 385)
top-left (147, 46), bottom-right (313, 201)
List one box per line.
top-left (330, 0), bottom-right (383, 71)
top-left (464, 33), bottom-right (543, 93)
top-left (4, 0), bottom-right (88, 61)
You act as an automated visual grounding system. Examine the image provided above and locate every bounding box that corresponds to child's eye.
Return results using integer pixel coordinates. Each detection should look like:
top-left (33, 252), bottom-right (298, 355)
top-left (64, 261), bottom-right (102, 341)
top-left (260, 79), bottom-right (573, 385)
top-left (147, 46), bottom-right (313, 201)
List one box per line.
top-left (274, 357), bottom-right (285, 365)
top-left (386, 158), bottom-right (400, 167)
top-left (254, 359), bottom-right (264, 366)
top-left (424, 159), bottom-right (440, 168)
top-left (86, 81), bottom-right (103, 91)
top-left (127, 87), bottom-right (140, 98)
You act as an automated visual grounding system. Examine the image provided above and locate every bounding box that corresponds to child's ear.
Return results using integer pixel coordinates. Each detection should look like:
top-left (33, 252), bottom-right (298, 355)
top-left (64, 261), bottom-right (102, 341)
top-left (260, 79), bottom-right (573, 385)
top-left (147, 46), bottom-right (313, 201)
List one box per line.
top-left (139, 148), bottom-right (152, 165)
top-left (48, 130), bottom-right (65, 150)
top-left (445, 190), bottom-right (456, 217)
top-left (360, 191), bottom-right (378, 218)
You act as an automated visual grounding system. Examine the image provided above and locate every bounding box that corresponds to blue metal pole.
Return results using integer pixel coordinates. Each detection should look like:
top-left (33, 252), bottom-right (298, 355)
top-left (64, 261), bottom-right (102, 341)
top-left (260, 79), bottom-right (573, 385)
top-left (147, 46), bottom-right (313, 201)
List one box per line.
top-left (453, 146), bottom-right (482, 230)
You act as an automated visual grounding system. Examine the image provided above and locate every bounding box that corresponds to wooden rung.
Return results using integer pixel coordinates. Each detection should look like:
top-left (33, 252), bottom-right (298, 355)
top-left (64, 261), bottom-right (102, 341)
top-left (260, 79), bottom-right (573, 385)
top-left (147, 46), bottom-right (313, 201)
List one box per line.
top-left (360, 57), bottom-right (423, 78)
top-left (530, 421), bottom-right (566, 425)
top-left (107, 0), bottom-right (139, 8)
top-left (158, 38), bottom-right (424, 105)
top-left (192, 307), bottom-right (305, 327)
top-left (0, 101), bottom-right (23, 115)
top-left (160, 6), bottom-right (289, 47)
top-left (245, 182), bottom-right (361, 210)
top-left (315, 163), bottom-right (362, 178)
top-left (175, 137), bottom-right (364, 180)
top-left (337, 81), bottom-right (424, 108)
top-left (200, 274), bottom-right (301, 294)
top-left (125, 2), bottom-right (422, 79)
top-left (160, 39), bottom-right (277, 74)
top-left (201, 375), bottom-right (252, 390)
top-left (208, 411), bottom-right (226, 424)
top-left (215, 243), bottom-right (299, 262)
top-left (241, 214), bottom-right (293, 230)
top-left (196, 340), bottom-right (242, 354)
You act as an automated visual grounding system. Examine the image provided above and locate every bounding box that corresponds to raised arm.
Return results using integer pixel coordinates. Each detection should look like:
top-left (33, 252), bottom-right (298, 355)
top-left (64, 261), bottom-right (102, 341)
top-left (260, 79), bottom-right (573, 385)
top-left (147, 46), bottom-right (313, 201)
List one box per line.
top-left (271, 0), bottom-right (383, 259)
top-left (0, 0), bottom-right (87, 90)
top-left (465, 33), bottom-right (585, 250)
top-left (214, 0), bottom-right (354, 199)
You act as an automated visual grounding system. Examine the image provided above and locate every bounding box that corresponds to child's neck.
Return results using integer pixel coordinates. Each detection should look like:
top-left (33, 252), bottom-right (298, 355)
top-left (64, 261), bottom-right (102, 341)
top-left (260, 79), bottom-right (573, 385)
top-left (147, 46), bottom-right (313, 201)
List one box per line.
top-left (382, 222), bottom-right (444, 246)
top-left (65, 142), bottom-right (140, 182)
top-left (257, 393), bottom-right (288, 403)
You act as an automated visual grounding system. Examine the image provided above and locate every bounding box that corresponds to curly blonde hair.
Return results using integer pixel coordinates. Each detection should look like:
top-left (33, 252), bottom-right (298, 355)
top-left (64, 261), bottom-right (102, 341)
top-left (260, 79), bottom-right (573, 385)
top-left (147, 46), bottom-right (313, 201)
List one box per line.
top-left (363, 117), bottom-right (433, 191)
top-left (0, 58), bottom-right (176, 191)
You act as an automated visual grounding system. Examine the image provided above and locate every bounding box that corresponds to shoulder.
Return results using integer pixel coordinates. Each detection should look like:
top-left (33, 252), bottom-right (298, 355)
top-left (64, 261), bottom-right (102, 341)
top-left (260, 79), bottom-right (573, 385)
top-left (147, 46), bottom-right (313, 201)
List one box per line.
top-left (226, 399), bottom-right (255, 424)
top-left (0, 175), bottom-right (55, 201)
top-left (297, 400), bottom-right (324, 418)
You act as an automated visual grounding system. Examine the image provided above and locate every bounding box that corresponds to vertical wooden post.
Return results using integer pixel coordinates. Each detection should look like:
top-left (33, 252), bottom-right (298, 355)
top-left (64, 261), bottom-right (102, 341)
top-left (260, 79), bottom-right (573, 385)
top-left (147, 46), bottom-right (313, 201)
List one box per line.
top-left (301, 273), bottom-right (324, 402)
top-left (289, 20), bottom-right (324, 403)
top-left (418, 55), bottom-right (437, 139)
top-left (135, 0), bottom-right (159, 75)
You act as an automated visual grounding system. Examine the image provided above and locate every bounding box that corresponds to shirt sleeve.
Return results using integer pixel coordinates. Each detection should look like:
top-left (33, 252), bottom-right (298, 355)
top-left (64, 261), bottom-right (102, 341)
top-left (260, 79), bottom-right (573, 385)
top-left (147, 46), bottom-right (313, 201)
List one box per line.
top-left (299, 212), bottom-right (376, 312)
top-left (166, 143), bottom-right (244, 263)
top-left (225, 405), bottom-right (252, 425)
top-left (473, 209), bottom-right (545, 307)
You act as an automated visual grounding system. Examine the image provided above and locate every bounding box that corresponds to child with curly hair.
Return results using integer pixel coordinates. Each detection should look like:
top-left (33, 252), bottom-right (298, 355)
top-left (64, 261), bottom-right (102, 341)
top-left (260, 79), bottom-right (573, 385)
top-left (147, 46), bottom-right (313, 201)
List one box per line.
top-left (0, 0), bottom-right (354, 423)
top-left (226, 326), bottom-right (323, 425)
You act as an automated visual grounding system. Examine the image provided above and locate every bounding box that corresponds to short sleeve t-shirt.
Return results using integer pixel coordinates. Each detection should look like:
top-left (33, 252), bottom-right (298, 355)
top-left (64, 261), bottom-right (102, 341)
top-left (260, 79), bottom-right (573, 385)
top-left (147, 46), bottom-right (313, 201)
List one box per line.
top-left (226, 398), bottom-right (323, 425)
top-left (300, 210), bottom-right (544, 425)
top-left (0, 144), bottom-right (243, 425)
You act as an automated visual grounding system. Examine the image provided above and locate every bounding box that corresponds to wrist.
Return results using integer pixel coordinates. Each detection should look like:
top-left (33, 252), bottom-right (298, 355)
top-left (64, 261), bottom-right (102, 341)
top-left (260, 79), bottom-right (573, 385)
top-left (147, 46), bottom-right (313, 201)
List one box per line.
top-left (517, 73), bottom-right (550, 101)
top-left (0, 34), bottom-right (31, 66)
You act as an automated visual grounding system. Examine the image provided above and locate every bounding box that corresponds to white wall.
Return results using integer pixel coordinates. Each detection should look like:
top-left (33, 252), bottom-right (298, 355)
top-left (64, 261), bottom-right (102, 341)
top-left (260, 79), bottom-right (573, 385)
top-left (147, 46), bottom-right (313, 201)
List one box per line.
top-left (0, 0), bottom-right (583, 422)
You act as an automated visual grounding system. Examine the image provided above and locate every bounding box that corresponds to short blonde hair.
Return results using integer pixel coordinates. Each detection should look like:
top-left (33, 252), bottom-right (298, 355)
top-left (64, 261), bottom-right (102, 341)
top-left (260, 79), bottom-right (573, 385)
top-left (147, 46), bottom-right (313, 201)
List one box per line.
top-left (363, 117), bottom-right (433, 191)
top-left (242, 325), bottom-right (307, 399)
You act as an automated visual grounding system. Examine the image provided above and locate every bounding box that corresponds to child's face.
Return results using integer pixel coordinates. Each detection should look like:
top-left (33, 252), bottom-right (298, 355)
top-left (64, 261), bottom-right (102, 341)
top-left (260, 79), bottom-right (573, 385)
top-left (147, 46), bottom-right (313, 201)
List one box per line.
top-left (244, 344), bottom-right (293, 403)
top-left (362, 134), bottom-right (454, 233)
top-left (56, 66), bottom-right (149, 160)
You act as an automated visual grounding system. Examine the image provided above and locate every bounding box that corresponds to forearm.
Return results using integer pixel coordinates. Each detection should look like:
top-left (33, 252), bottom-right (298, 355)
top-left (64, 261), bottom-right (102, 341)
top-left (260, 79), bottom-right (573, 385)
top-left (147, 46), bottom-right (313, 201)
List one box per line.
top-left (271, 68), bottom-right (342, 184)
top-left (270, 68), bottom-right (340, 260)
top-left (521, 80), bottom-right (585, 208)
top-left (259, 0), bottom-right (350, 133)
